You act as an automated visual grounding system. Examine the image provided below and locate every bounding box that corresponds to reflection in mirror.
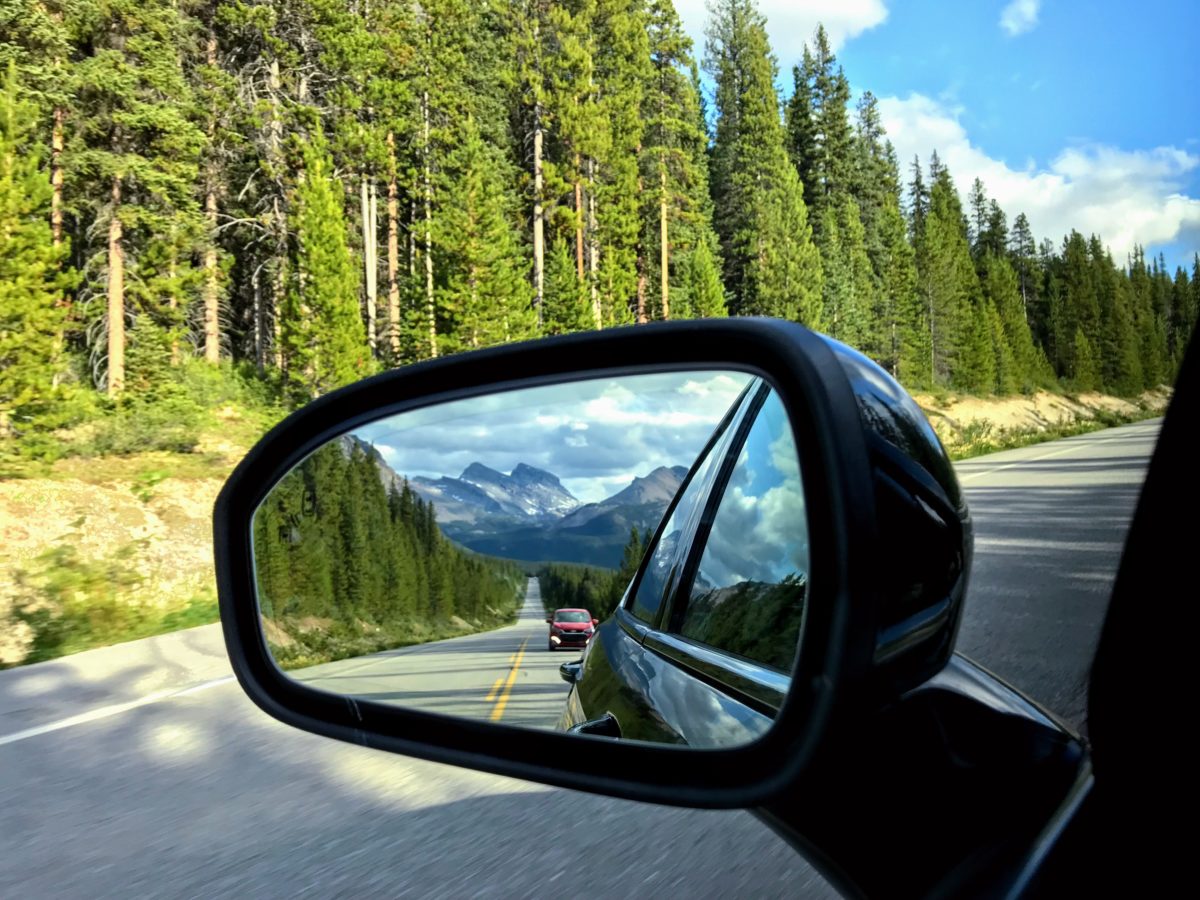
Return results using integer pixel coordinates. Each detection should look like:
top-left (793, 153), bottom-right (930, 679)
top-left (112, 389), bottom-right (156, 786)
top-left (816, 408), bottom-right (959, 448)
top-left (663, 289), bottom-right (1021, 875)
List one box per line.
top-left (251, 370), bottom-right (810, 748)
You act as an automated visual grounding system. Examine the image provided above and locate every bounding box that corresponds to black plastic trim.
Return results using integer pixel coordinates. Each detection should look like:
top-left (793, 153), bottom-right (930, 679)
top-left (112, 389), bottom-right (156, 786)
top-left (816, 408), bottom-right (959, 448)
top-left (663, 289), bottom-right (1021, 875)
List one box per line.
top-left (642, 630), bottom-right (788, 716)
top-left (213, 318), bottom-right (877, 809)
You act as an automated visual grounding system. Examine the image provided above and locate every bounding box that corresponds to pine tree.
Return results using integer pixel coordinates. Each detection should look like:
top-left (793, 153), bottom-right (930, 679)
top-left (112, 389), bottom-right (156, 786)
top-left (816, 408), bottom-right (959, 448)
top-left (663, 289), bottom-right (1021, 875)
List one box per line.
top-left (820, 197), bottom-right (872, 351)
top-left (1008, 212), bottom-right (1044, 339)
top-left (848, 92), bottom-right (893, 286)
top-left (281, 132), bottom-right (370, 401)
top-left (591, 0), bottom-right (649, 327)
top-left (0, 64), bottom-right (73, 434)
top-left (543, 236), bottom-right (591, 334)
top-left (0, 0), bottom-right (73, 264)
top-left (784, 52), bottom-right (817, 218)
top-left (907, 155), bottom-right (929, 241)
top-left (1053, 231), bottom-right (1101, 382)
top-left (642, 0), bottom-right (721, 321)
top-left (679, 237), bottom-right (727, 318)
top-left (1072, 326), bottom-right (1100, 390)
top-left (1168, 265), bottom-right (1194, 372)
top-left (967, 177), bottom-right (988, 254)
top-left (434, 116), bottom-right (536, 353)
top-left (707, 0), bottom-right (820, 323)
top-left (70, 0), bottom-right (207, 396)
top-left (915, 158), bottom-right (980, 387)
top-left (979, 253), bottom-right (1044, 393)
top-left (882, 192), bottom-right (926, 384)
top-left (985, 297), bottom-right (1018, 394)
top-left (787, 25), bottom-right (852, 239)
top-left (536, 0), bottom-right (598, 324)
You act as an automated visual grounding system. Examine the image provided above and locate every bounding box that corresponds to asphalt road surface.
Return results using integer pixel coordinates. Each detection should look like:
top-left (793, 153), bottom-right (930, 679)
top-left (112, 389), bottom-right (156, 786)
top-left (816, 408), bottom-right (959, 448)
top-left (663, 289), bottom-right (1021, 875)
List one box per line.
top-left (953, 418), bottom-right (1161, 729)
top-left (292, 580), bottom-right (570, 730)
top-left (0, 419), bottom-right (1160, 897)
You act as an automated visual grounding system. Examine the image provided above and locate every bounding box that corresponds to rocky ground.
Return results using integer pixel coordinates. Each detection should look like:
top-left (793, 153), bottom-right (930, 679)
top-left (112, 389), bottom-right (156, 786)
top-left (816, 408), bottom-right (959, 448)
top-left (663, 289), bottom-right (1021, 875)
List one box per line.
top-left (0, 387), bottom-right (1172, 665)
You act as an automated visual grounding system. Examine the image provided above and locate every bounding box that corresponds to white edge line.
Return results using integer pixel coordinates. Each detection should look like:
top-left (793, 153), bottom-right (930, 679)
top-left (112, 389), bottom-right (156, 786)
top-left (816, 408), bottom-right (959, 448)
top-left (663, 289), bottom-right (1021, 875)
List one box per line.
top-left (0, 675), bottom-right (236, 748)
top-left (958, 423), bottom-right (1155, 483)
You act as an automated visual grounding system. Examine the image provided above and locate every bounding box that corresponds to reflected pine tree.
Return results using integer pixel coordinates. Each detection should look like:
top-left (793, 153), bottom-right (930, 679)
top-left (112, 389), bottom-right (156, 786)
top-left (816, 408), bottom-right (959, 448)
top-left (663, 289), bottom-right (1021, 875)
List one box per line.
top-left (253, 438), bottom-right (523, 668)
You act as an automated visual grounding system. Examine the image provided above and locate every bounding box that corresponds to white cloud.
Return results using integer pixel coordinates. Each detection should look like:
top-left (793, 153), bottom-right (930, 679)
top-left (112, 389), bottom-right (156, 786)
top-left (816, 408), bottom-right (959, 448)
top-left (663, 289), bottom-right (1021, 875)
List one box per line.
top-left (675, 0), bottom-right (888, 66)
top-left (878, 92), bottom-right (1200, 261)
top-left (999, 0), bottom-right (1040, 37)
top-left (354, 371), bottom-right (753, 503)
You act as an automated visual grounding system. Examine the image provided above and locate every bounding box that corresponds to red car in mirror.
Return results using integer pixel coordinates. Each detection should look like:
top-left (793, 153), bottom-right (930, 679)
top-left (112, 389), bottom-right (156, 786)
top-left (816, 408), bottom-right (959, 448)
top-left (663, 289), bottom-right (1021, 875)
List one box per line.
top-left (546, 608), bottom-right (596, 651)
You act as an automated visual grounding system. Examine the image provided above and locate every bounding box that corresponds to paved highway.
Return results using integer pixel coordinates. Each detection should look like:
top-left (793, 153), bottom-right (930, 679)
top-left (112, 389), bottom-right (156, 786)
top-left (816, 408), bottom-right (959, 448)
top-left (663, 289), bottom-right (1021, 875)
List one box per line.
top-left (953, 418), bottom-right (1161, 730)
top-left (0, 419), bottom-right (1160, 896)
top-left (292, 580), bottom-right (569, 729)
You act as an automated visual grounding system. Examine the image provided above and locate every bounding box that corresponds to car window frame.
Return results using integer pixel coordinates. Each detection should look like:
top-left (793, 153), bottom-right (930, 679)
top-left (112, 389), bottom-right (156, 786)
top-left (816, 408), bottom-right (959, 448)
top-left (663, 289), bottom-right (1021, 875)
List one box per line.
top-left (634, 381), bottom-right (802, 711)
top-left (663, 380), bottom-right (771, 638)
top-left (617, 378), bottom-right (760, 635)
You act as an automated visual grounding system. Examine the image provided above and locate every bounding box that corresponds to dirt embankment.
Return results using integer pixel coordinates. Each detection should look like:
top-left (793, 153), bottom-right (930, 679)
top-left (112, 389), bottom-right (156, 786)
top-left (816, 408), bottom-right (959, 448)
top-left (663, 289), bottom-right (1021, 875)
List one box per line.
top-left (914, 388), bottom-right (1171, 451)
top-left (0, 388), bottom-right (1170, 664)
top-left (0, 463), bottom-right (228, 665)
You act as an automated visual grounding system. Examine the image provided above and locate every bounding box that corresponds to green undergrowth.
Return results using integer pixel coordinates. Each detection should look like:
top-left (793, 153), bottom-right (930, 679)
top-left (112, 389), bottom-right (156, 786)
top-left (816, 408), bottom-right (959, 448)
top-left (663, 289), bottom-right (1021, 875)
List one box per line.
top-left (269, 606), bottom-right (522, 672)
top-left (0, 359), bottom-right (285, 480)
top-left (944, 406), bottom-right (1160, 461)
top-left (4, 537), bottom-right (219, 668)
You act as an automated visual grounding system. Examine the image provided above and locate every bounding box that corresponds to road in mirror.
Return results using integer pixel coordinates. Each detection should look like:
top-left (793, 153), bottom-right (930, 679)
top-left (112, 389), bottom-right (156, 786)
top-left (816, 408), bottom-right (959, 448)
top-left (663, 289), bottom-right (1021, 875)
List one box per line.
top-left (251, 370), bottom-right (811, 748)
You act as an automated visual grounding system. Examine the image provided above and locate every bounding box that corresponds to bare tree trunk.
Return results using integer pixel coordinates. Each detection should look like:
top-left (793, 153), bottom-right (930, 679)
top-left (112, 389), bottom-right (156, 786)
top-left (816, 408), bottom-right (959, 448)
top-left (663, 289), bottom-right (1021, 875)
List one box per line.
top-left (51, 108), bottom-right (64, 248)
top-left (253, 265), bottom-right (265, 372)
top-left (369, 179), bottom-right (378, 344)
top-left (636, 163), bottom-right (647, 324)
top-left (532, 106), bottom-right (545, 325)
top-left (169, 241), bottom-right (180, 365)
top-left (361, 174), bottom-right (376, 348)
top-left (202, 28), bottom-right (221, 363)
top-left (929, 295), bottom-right (936, 385)
top-left (574, 156), bottom-right (584, 282)
top-left (200, 182), bottom-right (221, 366)
top-left (891, 320), bottom-right (898, 377)
top-left (49, 104), bottom-right (68, 384)
top-left (587, 158), bottom-right (600, 329)
top-left (469, 268), bottom-right (479, 349)
top-left (107, 176), bottom-right (125, 397)
top-left (659, 165), bottom-right (669, 320)
top-left (408, 199), bottom-right (416, 280)
top-left (636, 266), bottom-right (647, 323)
top-left (268, 56), bottom-right (285, 370)
top-left (203, 182), bottom-right (220, 362)
top-left (422, 90), bottom-right (437, 358)
top-left (387, 131), bottom-right (400, 359)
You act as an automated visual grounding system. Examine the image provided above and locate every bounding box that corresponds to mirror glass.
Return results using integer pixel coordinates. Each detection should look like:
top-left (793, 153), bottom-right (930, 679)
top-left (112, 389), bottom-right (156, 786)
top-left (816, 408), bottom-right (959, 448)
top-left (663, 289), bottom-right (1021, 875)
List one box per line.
top-left (251, 370), bottom-right (811, 748)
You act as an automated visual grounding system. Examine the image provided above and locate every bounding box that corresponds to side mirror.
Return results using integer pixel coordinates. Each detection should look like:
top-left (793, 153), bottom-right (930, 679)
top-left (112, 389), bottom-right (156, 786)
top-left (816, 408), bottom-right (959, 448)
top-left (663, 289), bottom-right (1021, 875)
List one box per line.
top-left (214, 320), bottom-right (967, 809)
top-left (559, 661), bottom-right (581, 684)
top-left (591, 618), bottom-right (599, 627)
top-left (545, 617), bottom-right (553, 624)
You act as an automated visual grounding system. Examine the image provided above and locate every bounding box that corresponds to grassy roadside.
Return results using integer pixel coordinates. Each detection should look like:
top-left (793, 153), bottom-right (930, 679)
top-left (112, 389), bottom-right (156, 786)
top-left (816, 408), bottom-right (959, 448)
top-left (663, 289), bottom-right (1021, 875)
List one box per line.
top-left (1, 382), bottom-right (1169, 669)
top-left (267, 594), bottom-right (524, 672)
top-left (1, 534), bottom-right (222, 670)
top-left (942, 405), bottom-right (1163, 461)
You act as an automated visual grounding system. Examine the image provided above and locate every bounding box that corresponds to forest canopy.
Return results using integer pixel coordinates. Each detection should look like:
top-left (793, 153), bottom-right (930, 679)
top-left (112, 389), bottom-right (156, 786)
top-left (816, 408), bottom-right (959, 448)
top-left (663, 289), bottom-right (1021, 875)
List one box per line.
top-left (254, 437), bottom-right (525, 668)
top-left (1, 0), bottom-right (1196, 455)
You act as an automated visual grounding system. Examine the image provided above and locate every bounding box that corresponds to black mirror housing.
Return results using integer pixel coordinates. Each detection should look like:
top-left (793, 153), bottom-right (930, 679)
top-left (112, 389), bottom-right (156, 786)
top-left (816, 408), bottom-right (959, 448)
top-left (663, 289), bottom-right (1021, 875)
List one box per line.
top-left (214, 318), bottom-right (965, 809)
top-left (559, 661), bottom-right (580, 685)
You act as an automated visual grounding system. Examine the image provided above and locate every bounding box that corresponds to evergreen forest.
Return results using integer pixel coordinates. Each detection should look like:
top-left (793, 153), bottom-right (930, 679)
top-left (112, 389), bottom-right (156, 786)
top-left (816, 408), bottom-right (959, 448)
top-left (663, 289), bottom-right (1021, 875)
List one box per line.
top-left (254, 438), bottom-right (524, 667)
top-left (2, 0), bottom-right (1196, 455)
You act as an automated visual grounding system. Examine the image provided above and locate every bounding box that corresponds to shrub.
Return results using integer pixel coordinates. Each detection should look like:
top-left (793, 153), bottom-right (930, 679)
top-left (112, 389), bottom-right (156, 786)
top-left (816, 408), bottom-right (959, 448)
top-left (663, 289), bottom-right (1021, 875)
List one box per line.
top-left (6, 536), bottom-right (220, 666)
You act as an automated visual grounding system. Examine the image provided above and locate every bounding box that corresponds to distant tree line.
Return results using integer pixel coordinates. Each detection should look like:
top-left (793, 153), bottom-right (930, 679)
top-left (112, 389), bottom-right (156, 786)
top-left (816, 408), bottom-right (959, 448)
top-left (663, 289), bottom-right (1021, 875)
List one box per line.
top-left (254, 438), bottom-right (523, 663)
top-left (2, 0), bottom-right (1196, 447)
top-left (538, 525), bottom-right (646, 620)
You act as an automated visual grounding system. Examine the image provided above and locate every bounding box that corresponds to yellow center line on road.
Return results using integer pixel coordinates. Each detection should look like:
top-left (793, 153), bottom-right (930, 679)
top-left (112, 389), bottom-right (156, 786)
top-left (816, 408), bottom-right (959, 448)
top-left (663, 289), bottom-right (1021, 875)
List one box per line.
top-left (489, 638), bottom-right (528, 721)
top-left (484, 677), bottom-right (505, 703)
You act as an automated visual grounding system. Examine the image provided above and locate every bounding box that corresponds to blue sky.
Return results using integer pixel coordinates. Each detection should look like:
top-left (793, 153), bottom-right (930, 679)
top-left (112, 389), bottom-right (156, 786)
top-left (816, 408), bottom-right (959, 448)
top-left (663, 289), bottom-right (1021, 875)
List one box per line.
top-left (357, 372), bottom-right (751, 503)
top-left (676, 0), bottom-right (1200, 270)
